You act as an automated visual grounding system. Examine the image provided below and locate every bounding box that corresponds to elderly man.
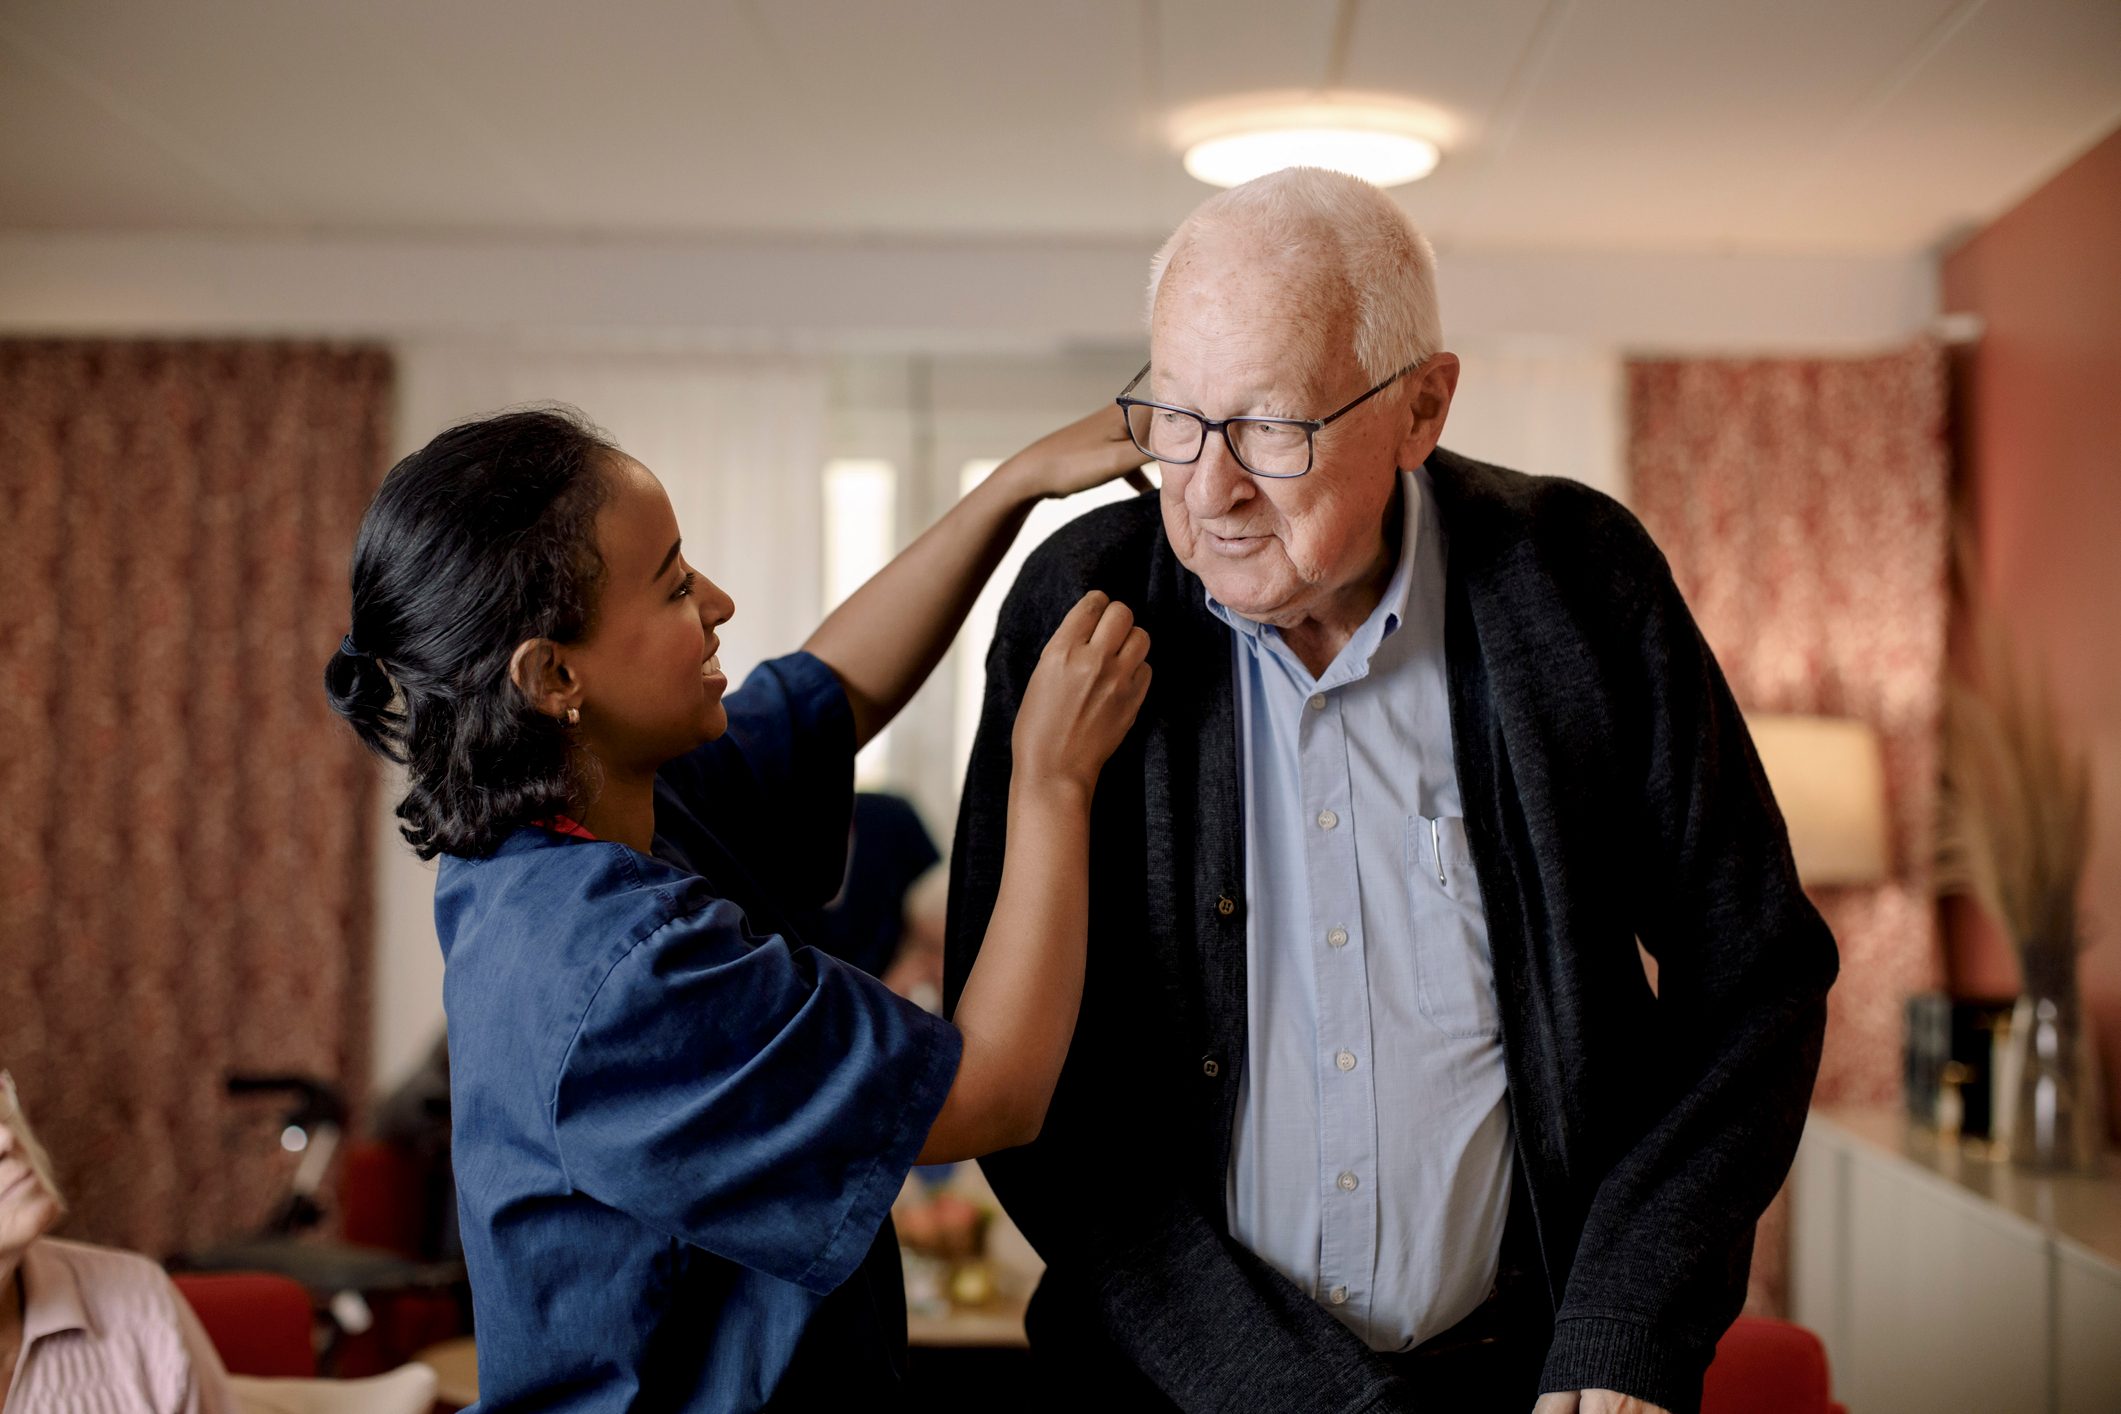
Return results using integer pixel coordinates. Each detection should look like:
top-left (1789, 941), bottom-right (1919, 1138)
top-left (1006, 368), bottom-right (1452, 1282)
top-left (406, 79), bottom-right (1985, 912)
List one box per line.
top-left (945, 169), bottom-right (1836, 1414)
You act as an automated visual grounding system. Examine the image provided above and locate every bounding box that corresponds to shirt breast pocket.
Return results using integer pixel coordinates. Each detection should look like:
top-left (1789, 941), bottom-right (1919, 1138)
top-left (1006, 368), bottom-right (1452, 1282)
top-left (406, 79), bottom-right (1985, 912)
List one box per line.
top-left (1406, 815), bottom-right (1501, 1040)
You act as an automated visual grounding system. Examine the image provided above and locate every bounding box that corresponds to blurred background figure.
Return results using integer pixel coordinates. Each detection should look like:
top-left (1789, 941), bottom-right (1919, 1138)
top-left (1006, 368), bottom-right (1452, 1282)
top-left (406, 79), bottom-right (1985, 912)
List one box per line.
top-left (814, 792), bottom-right (947, 999)
top-left (0, 1072), bottom-right (241, 1412)
top-left (884, 865), bottom-right (954, 1014)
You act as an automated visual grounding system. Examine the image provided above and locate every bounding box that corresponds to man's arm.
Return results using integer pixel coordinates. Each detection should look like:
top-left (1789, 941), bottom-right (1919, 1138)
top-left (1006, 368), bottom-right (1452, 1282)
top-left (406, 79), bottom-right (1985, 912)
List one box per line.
top-left (1538, 532), bottom-right (1839, 1413)
top-left (946, 545), bottom-right (1422, 1414)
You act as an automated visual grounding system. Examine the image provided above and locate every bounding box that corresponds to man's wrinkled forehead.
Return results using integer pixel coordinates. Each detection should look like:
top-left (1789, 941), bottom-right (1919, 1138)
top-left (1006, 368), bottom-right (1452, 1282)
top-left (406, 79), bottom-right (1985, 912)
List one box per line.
top-left (1150, 238), bottom-right (1355, 403)
top-left (1159, 219), bottom-right (1350, 307)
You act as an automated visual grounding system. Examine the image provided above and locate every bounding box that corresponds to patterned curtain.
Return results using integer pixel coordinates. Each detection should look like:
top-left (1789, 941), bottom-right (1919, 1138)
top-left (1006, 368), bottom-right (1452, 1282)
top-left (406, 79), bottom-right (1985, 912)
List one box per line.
top-left (1627, 342), bottom-right (1952, 1310)
top-left (0, 341), bottom-right (391, 1259)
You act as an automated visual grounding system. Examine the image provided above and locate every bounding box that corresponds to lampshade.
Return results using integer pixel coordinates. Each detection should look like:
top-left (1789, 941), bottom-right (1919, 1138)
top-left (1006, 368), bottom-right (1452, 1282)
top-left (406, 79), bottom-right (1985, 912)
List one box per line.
top-left (1746, 714), bottom-right (1890, 886)
top-left (1170, 93), bottom-right (1451, 190)
top-left (1183, 126), bottom-right (1440, 189)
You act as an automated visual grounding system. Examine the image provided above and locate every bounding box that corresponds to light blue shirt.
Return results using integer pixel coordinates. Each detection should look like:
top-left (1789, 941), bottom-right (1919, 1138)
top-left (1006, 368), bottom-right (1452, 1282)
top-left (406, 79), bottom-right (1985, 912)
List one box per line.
top-left (1216, 465), bottom-right (1516, 1352)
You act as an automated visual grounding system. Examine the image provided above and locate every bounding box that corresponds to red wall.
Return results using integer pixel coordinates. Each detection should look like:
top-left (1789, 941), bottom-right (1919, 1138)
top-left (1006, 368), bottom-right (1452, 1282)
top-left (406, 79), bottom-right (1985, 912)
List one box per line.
top-left (1941, 124), bottom-right (2121, 1140)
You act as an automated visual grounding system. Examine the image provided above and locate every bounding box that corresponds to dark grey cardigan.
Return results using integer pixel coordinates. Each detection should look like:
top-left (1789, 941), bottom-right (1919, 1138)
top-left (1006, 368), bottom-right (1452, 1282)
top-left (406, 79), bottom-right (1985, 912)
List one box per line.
top-left (944, 447), bottom-right (1838, 1414)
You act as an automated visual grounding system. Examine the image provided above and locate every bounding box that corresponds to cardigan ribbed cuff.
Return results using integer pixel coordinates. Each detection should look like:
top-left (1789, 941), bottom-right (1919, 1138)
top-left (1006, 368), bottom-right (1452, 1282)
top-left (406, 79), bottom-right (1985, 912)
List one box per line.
top-left (1539, 1316), bottom-right (1709, 1414)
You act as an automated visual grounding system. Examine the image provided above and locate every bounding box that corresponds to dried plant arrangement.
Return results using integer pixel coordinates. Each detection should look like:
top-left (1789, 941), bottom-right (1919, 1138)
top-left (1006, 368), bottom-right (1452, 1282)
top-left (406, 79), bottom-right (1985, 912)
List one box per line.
top-left (1936, 532), bottom-right (2099, 1167)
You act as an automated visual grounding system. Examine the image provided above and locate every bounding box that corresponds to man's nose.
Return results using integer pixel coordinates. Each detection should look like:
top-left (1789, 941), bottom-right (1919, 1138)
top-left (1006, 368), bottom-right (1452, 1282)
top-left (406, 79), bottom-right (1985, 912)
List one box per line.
top-left (1185, 431), bottom-right (1254, 518)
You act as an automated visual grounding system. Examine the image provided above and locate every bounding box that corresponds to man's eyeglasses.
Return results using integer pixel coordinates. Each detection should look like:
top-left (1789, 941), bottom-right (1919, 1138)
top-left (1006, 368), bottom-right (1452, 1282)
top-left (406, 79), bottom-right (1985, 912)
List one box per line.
top-left (1114, 360), bottom-right (1422, 479)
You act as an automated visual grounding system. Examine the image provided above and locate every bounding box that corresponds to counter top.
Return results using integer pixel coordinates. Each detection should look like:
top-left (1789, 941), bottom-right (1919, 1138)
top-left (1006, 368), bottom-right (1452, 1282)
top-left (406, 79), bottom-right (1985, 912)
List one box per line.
top-left (1810, 1105), bottom-right (2121, 1270)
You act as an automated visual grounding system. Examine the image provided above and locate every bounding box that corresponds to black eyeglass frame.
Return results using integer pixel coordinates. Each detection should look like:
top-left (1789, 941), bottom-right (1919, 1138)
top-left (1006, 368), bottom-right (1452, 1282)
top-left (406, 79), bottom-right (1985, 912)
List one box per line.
top-left (1113, 359), bottom-right (1424, 479)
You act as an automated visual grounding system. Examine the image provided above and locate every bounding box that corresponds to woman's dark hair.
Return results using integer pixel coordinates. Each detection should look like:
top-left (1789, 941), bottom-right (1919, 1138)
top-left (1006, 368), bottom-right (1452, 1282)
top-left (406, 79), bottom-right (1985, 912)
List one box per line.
top-left (325, 406), bottom-right (618, 860)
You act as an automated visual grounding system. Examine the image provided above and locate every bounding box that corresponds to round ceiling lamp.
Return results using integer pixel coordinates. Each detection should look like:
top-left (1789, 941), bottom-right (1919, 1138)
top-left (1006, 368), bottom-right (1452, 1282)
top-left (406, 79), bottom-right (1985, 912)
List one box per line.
top-left (1173, 94), bottom-right (1448, 189)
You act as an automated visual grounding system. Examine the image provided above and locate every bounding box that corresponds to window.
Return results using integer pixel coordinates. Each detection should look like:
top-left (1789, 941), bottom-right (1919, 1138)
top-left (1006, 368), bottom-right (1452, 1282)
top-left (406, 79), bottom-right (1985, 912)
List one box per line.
top-left (823, 458), bottom-right (898, 786)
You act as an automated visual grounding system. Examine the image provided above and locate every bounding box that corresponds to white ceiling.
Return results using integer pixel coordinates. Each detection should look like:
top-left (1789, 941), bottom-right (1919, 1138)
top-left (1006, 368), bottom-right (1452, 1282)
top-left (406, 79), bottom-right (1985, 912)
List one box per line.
top-left (2, 0), bottom-right (2117, 256)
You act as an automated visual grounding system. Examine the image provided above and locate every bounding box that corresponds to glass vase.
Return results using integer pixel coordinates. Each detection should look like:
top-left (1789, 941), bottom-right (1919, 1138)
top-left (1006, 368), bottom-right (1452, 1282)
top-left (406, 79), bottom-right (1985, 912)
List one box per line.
top-left (1996, 968), bottom-right (2103, 1173)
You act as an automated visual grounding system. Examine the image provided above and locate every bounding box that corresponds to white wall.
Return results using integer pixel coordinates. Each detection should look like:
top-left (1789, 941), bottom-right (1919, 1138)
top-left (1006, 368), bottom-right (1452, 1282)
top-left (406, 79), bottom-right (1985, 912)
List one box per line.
top-left (0, 231), bottom-right (1938, 354)
top-left (0, 229), bottom-right (1941, 1092)
top-left (368, 764), bottom-right (443, 1109)
top-left (1447, 343), bottom-right (1630, 502)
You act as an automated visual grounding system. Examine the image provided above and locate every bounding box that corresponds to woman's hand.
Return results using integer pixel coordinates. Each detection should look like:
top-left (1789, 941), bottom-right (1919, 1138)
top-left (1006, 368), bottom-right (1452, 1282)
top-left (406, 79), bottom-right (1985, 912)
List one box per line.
top-left (1011, 591), bottom-right (1151, 801)
top-left (993, 406), bottom-right (1154, 501)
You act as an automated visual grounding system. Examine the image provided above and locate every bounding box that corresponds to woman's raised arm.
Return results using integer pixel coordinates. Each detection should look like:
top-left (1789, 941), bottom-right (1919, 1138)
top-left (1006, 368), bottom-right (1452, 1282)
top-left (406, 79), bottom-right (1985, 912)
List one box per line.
top-left (802, 407), bottom-right (1148, 749)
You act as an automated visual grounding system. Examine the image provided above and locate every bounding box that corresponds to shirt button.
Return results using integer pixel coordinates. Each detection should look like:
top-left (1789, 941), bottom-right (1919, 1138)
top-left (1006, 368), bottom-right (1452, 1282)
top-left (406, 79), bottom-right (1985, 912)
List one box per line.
top-left (1327, 1285), bottom-right (1349, 1305)
top-left (1335, 1050), bottom-right (1357, 1072)
top-left (1308, 693), bottom-right (1327, 711)
top-left (1326, 926), bottom-right (1348, 948)
top-left (1337, 1171), bottom-right (1359, 1192)
top-left (1316, 809), bottom-right (1338, 831)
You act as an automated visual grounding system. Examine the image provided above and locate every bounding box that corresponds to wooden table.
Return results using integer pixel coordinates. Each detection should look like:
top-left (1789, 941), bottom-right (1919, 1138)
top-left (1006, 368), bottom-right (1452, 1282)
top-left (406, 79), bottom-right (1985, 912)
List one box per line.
top-left (412, 1337), bottom-right (478, 1409)
top-left (907, 1293), bottom-right (1030, 1348)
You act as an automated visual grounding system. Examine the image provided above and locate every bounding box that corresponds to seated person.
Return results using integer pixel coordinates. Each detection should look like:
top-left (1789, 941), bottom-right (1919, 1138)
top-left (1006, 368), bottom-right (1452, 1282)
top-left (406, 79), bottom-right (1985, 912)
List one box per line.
top-left (881, 864), bottom-right (951, 1011)
top-left (0, 1071), bottom-right (240, 1412)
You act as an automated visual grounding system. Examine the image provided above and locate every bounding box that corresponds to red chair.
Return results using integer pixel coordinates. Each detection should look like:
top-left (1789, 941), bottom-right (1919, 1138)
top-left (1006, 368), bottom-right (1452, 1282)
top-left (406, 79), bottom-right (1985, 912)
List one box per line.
top-left (172, 1271), bottom-right (317, 1377)
top-left (1701, 1316), bottom-right (1846, 1414)
top-left (339, 1139), bottom-right (428, 1258)
top-left (332, 1138), bottom-right (467, 1376)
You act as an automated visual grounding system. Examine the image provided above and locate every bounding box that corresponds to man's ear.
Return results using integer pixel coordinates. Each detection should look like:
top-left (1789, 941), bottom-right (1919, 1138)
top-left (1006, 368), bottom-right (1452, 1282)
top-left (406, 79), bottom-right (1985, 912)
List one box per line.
top-left (1397, 352), bottom-right (1461, 468)
top-left (507, 638), bottom-right (580, 721)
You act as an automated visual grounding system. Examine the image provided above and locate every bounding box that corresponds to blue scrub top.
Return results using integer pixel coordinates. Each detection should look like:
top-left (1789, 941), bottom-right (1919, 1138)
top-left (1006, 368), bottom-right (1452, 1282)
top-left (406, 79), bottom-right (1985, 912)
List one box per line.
top-left (434, 652), bottom-right (963, 1412)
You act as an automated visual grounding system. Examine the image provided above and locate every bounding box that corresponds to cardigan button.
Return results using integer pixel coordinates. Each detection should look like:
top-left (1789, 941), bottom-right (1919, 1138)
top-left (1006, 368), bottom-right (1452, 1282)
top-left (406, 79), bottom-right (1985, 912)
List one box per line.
top-left (1216, 895), bottom-right (1236, 917)
top-left (1201, 1056), bottom-right (1221, 1078)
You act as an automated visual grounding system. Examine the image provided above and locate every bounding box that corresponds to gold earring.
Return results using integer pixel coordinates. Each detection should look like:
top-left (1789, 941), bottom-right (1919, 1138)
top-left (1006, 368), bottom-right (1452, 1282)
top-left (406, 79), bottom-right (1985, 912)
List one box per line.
top-left (565, 707), bottom-right (581, 726)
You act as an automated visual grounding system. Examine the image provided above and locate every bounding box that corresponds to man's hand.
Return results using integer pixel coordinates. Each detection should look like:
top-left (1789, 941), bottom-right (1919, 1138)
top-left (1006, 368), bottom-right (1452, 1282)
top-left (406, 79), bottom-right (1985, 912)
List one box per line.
top-left (1533, 1391), bottom-right (1672, 1414)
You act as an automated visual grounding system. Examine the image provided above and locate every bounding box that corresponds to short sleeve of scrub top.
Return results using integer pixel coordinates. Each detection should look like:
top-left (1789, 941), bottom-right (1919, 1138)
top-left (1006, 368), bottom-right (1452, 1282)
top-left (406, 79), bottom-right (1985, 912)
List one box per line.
top-left (552, 890), bottom-right (960, 1292)
top-left (557, 651), bottom-right (957, 1291)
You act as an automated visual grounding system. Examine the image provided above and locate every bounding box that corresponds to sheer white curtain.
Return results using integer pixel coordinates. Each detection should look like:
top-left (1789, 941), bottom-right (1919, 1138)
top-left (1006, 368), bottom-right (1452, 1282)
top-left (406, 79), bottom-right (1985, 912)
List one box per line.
top-left (374, 344), bottom-right (829, 1089)
top-left (1440, 345), bottom-right (1628, 503)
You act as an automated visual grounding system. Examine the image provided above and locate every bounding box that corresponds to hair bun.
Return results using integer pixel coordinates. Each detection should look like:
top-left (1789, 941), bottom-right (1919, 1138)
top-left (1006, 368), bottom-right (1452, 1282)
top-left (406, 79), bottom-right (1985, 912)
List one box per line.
top-left (324, 636), bottom-right (405, 761)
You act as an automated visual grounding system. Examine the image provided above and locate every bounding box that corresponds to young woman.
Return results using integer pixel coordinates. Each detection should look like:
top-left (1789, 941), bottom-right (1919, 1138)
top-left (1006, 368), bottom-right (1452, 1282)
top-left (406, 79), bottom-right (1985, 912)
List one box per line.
top-left (325, 406), bottom-right (1150, 1411)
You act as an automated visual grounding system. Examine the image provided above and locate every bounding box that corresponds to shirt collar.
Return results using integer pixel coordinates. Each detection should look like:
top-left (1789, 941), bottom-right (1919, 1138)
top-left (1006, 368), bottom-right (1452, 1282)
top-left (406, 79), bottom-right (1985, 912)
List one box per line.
top-left (1204, 466), bottom-right (1425, 675)
top-left (19, 1241), bottom-right (96, 1346)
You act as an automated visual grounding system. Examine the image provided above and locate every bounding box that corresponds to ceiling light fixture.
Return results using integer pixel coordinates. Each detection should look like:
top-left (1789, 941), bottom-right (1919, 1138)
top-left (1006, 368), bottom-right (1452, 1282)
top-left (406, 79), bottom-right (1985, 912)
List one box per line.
top-left (1173, 94), bottom-right (1448, 189)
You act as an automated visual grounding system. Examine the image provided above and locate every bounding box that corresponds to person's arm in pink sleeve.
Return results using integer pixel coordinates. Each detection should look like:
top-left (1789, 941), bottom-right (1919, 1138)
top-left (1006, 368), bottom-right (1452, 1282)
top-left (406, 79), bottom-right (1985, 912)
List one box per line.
top-left (157, 1270), bottom-right (244, 1414)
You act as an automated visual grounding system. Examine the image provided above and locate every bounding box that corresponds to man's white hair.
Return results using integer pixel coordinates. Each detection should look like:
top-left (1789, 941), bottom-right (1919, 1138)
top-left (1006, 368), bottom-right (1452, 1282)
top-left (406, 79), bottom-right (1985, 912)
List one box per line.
top-left (1146, 167), bottom-right (1442, 382)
